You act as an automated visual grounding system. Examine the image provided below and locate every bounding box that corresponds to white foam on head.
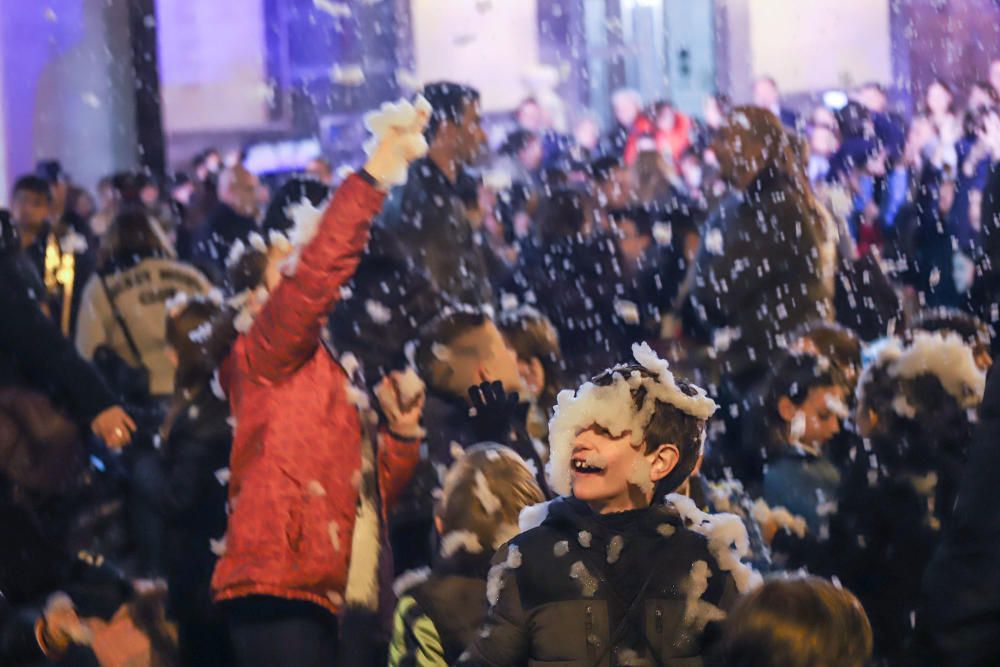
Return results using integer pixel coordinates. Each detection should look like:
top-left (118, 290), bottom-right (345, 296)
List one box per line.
top-left (547, 343), bottom-right (718, 496)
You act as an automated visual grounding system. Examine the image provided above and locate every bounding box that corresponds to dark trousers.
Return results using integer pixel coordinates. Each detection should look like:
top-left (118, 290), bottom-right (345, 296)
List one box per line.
top-left (227, 597), bottom-right (339, 667)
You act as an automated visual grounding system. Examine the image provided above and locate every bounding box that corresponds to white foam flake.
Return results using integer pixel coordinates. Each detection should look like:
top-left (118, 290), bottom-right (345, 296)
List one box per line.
top-left (570, 561), bottom-right (599, 597)
top-left (392, 567), bottom-right (431, 597)
top-left (209, 536), bottom-right (227, 556)
top-left (681, 560), bottom-right (727, 630)
top-left (313, 0), bottom-right (351, 18)
top-left (328, 521), bottom-right (341, 552)
top-left (548, 343), bottom-right (717, 496)
top-left (440, 530), bottom-right (483, 558)
top-left (518, 500), bottom-right (552, 532)
top-left (554, 540), bottom-right (570, 557)
top-left (890, 332), bottom-right (986, 407)
top-left (751, 499), bottom-right (807, 539)
top-left (365, 300), bottom-right (392, 324)
top-left (474, 470), bottom-right (503, 515)
top-left (578, 530), bottom-right (593, 548)
top-left (666, 493), bottom-right (762, 594)
top-left (607, 535), bottom-right (625, 564)
top-left (394, 367), bottom-right (425, 406)
top-left (331, 64), bottom-right (365, 86)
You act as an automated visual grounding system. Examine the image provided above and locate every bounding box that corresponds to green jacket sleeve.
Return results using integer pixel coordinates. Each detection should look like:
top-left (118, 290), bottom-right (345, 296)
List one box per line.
top-left (388, 594), bottom-right (447, 667)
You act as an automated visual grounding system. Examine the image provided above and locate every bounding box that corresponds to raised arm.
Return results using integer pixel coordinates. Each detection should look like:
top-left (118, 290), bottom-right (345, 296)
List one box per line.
top-left (242, 95), bottom-right (431, 383)
top-left (241, 174), bottom-right (385, 383)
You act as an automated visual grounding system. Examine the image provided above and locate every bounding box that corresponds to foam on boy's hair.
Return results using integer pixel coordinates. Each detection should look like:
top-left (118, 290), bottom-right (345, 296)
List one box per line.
top-left (547, 343), bottom-right (717, 497)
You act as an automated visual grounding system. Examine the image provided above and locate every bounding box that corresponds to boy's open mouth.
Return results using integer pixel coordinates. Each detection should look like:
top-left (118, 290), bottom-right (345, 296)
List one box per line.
top-left (571, 458), bottom-right (606, 475)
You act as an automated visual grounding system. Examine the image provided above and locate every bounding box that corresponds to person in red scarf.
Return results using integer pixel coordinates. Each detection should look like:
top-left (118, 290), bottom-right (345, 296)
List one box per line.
top-left (211, 101), bottom-right (430, 667)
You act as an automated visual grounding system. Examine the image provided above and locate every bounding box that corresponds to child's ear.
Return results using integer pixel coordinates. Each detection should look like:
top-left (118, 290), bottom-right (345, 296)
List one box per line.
top-left (648, 443), bottom-right (681, 483)
top-left (777, 395), bottom-right (797, 423)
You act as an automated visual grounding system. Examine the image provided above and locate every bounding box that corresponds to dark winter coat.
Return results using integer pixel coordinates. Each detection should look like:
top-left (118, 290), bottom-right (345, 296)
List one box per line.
top-left (773, 454), bottom-right (944, 664)
top-left (132, 390), bottom-right (231, 623)
top-left (918, 366), bottom-right (1000, 667)
top-left (0, 477), bottom-right (131, 666)
top-left (763, 452), bottom-right (840, 536)
top-left (0, 247), bottom-right (117, 427)
top-left (511, 233), bottom-right (632, 382)
top-left (834, 251), bottom-right (903, 343)
top-left (897, 174), bottom-right (962, 308)
top-left (381, 158), bottom-right (494, 307)
top-left (970, 160), bottom-right (1000, 349)
top-left (459, 497), bottom-right (739, 667)
top-left (690, 169), bottom-right (835, 381)
top-left (191, 203), bottom-right (258, 286)
top-left (23, 219), bottom-right (97, 337)
top-left (388, 549), bottom-right (495, 666)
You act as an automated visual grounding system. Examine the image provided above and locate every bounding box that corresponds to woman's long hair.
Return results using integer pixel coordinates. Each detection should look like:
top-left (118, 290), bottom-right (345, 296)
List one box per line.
top-left (99, 206), bottom-right (170, 271)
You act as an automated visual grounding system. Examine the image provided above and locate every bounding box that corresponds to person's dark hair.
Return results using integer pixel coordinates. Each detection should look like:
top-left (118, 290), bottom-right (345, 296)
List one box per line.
top-left (0, 209), bottom-right (18, 255)
top-left (858, 355), bottom-right (974, 475)
top-left (262, 178), bottom-right (331, 236)
top-left (498, 306), bottom-right (562, 414)
top-left (759, 352), bottom-right (837, 455)
top-left (35, 160), bottom-right (67, 185)
top-left (414, 308), bottom-right (489, 386)
top-left (860, 81), bottom-right (886, 96)
top-left (101, 206), bottom-right (168, 268)
top-left (535, 188), bottom-right (586, 244)
top-left (13, 175), bottom-right (52, 202)
top-left (609, 205), bottom-right (665, 239)
top-left (422, 82), bottom-right (481, 141)
top-left (590, 156), bottom-right (623, 183)
top-left (500, 129), bottom-right (538, 157)
top-left (162, 296), bottom-right (238, 439)
top-left (925, 78), bottom-right (956, 114)
top-left (227, 245), bottom-right (269, 294)
top-left (590, 364), bottom-right (707, 496)
top-left (836, 101), bottom-right (870, 140)
top-left (716, 576), bottom-right (872, 667)
top-left (970, 81), bottom-right (999, 107)
top-left (709, 92), bottom-right (732, 114)
top-left (911, 307), bottom-right (991, 348)
top-left (792, 321), bottom-right (862, 383)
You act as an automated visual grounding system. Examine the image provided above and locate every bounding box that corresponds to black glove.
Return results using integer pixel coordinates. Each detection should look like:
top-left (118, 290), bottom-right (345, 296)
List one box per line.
top-left (467, 381), bottom-right (520, 443)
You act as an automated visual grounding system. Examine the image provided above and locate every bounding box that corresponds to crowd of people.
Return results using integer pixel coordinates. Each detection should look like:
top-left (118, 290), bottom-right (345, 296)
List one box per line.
top-left (3, 57), bottom-right (1000, 667)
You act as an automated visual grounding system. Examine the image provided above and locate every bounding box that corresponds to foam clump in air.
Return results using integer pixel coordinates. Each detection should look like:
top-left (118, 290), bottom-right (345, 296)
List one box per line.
top-left (547, 342), bottom-right (718, 496)
top-left (362, 94), bottom-right (433, 186)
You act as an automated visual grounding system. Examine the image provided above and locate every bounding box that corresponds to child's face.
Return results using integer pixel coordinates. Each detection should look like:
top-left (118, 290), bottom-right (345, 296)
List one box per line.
top-left (440, 322), bottom-right (522, 397)
top-left (779, 385), bottom-right (844, 449)
top-left (570, 426), bottom-right (676, 514)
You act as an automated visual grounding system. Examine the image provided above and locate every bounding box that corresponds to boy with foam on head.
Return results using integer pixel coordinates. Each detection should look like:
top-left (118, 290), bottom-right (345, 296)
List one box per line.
top-left (460, 343), bottom-right (759, 666)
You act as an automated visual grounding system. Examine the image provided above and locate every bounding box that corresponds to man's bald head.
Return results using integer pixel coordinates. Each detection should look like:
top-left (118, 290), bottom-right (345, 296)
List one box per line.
top-left (218, 165), bottom-right (259, 218)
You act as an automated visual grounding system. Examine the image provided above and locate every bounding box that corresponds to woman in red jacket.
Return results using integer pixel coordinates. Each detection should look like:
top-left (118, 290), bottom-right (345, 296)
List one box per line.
top-left (210, 111), bottom-right (429, 667)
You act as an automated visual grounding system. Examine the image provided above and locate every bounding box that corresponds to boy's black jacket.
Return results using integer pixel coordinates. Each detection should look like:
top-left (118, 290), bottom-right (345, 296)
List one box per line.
top-left (461, 496), bottom-right (739, 666)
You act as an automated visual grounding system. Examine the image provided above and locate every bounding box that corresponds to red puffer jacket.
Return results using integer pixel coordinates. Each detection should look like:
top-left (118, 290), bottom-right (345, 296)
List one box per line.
top-left (211, 174), bottom-right (420, 615)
